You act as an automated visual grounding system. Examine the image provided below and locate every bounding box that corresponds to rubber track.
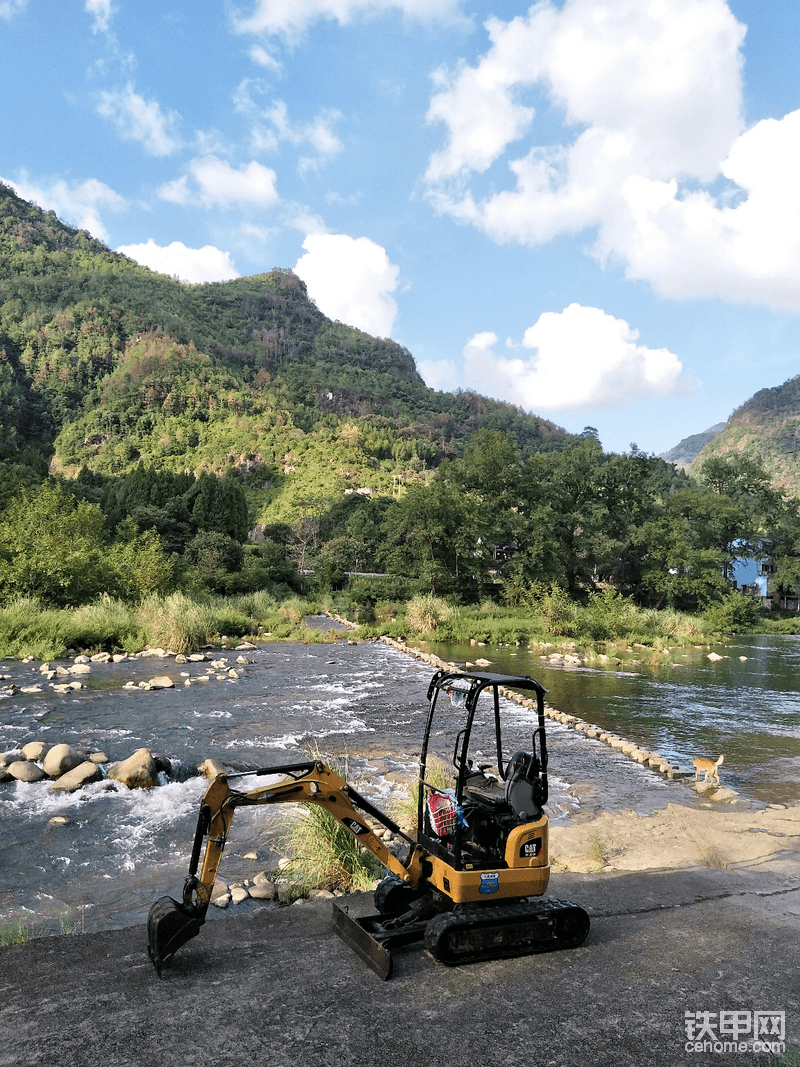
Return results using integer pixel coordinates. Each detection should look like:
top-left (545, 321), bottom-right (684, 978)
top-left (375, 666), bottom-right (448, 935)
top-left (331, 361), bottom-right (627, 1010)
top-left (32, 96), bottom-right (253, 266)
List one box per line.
top-left (424, 897), bottom-right (590, 967)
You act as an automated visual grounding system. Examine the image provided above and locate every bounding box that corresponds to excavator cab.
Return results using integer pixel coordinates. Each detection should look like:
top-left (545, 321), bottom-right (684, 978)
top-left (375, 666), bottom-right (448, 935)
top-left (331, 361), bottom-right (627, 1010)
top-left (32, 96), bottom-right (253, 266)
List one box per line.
top-left (147, 668), bottom-right (589, 980)
top-left (418, 671), bottom-right (548, 871)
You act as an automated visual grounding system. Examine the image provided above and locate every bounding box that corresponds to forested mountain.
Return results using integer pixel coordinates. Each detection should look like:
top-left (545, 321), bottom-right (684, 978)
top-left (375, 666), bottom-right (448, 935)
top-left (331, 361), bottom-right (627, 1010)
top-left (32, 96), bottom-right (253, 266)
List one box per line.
top-left (689, 376), bottom-right (800, 493)
top-left (660, 423), bottom-right (725, 469)
top-left (0, 182), bottom-right (568, 521)
top-left (4, 183), bottom-right (800, 615)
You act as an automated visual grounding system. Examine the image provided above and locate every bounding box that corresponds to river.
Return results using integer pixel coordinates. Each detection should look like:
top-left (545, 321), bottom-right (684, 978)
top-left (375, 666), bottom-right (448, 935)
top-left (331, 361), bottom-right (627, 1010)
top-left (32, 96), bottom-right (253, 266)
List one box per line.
top-left (1, 632), bottom-right (797, 938)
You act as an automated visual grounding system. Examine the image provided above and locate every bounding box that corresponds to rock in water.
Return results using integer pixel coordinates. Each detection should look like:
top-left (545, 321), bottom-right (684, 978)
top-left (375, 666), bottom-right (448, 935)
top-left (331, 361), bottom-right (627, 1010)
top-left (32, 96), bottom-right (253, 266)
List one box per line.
top-left (42, 744), bottom-right (83, 778)
top-left (50, 762), bottom-right (104, 793)
top-left (8, 760), bottom-right (47, 783)
top-left (108, 748), bottom-right (159, 788)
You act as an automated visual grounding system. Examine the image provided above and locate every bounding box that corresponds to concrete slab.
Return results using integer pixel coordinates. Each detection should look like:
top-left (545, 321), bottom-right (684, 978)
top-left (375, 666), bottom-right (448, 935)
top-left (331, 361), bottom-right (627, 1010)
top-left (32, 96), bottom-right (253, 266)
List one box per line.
top-left (1, 859), bottom-right (798, 1067)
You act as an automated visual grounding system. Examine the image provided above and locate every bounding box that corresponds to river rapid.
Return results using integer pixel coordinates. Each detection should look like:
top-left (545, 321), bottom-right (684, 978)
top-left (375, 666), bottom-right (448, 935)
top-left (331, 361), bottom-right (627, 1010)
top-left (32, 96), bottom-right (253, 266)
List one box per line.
top-left (1, 632), bottom-right (796, 936)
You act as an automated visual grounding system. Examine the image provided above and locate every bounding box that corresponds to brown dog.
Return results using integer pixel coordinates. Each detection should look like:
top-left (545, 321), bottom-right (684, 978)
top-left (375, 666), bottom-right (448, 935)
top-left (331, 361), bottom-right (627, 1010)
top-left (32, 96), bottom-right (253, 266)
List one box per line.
top-left (692, 754), bottom-right (724, 785)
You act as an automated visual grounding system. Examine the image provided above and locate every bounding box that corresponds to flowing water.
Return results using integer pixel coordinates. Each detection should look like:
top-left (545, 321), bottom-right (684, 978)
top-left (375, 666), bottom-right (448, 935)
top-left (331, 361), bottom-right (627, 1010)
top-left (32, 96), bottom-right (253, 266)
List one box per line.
top-left (1, 632), bottom-right (798, 937)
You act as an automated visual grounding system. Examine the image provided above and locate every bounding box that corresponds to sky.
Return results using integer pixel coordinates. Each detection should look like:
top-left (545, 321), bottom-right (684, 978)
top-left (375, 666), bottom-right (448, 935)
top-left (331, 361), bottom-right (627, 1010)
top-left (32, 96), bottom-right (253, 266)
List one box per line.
top-left (2, 0), bottom-right (800, 456)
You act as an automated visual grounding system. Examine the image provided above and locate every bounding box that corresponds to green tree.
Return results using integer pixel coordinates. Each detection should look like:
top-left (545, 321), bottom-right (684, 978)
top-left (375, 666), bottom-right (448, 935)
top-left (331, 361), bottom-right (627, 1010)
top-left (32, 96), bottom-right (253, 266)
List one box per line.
top-left (0, 482), bottom-right (114, 605)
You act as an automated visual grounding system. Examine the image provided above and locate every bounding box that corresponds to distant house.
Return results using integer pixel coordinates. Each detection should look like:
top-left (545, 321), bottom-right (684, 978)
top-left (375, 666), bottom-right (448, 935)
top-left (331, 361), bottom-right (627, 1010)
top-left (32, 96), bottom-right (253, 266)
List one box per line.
top-left (732, 545), bottom-right (800, 610)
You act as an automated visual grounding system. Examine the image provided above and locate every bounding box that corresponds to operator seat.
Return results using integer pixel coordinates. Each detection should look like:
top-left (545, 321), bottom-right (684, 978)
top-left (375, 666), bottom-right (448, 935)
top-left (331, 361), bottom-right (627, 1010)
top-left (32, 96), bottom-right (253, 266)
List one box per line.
top-left (504, 750), bottom-right (544, 821)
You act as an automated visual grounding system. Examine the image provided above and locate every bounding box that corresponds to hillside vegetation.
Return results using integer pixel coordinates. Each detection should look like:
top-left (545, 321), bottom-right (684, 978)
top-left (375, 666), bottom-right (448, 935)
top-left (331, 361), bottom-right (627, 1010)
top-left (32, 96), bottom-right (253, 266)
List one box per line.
top-left (690, 376), bottom-right (800, 494)
top-left (3, 184), bottom-right (800, 652)
top-left (0, 182), bottom-right (566, 522)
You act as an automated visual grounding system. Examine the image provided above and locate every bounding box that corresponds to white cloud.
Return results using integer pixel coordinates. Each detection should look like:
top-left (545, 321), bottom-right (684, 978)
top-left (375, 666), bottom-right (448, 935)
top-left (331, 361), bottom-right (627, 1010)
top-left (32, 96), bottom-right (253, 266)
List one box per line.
top-left (0, 0), bottom-right (26, 20)
top-left (417, 357), bottom-right (458, 392)
top-left (460, 305), bottom-right (689, 411)
top-left (231, 0), bottom-right (467, 38)
top-left (235, 85), bottom-right (343, 174)
top-left (249, 44), bottom-right (281, 71)
top-left (96, 84), bottom-right (182, 156)
top-left (116, 239), bottom-right (240, 283)
top-left (2, 174), bottom-right (126, 242)
top-left (85, 0), bottom-right (115, 33)
top-left (294, 232), bottom-right (399, 337)
top-left (159, 156), bottom-right (280, 209)
top-left (421, 0), bottom-right (800, 310)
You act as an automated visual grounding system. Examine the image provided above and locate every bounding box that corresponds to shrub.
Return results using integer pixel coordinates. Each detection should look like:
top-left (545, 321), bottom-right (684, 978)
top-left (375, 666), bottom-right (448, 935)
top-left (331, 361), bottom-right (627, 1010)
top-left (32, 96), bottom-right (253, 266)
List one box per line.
top-left (702, 591), bottom-right (761, 635)
top-left (405, 594), bottom-right (452, 635)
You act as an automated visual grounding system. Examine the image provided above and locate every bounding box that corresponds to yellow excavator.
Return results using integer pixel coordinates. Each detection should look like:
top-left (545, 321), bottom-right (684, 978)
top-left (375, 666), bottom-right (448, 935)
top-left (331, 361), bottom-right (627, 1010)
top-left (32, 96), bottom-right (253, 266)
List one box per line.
top-left (148, 669), bottom-right (590, 979)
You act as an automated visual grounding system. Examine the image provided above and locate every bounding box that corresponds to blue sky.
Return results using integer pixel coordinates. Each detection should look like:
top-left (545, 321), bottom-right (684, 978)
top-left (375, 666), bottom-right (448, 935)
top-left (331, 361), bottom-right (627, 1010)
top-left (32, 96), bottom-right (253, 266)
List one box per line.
top-left (2, 0), bottom-right (800, 456)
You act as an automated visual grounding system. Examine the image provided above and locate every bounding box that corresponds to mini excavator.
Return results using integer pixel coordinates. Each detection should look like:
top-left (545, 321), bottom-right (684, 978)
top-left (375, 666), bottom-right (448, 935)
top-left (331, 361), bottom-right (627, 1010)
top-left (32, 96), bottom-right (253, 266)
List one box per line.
top-left (148, 669), bottom-right (590, 979)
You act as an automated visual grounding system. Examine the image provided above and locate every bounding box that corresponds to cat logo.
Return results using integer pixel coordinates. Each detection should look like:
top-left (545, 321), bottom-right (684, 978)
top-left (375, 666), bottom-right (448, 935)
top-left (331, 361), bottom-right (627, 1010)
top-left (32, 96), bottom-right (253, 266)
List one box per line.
top-left (342, 818), bottom-right (368, 836)
top-left (520, 836), bottom-right (542, 858)
top-left (479, 872), bottom-right (499, 894)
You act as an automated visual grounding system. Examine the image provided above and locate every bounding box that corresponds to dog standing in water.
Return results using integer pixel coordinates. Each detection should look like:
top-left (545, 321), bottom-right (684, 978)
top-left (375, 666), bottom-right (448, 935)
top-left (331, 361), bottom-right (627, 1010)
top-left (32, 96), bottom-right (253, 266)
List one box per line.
top-left (692, 754), bottom-right (724, 785)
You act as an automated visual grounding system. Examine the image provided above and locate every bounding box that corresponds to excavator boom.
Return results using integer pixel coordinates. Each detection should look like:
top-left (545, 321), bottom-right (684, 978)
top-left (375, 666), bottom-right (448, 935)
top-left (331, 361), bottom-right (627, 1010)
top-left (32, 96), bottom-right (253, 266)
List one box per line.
top-left (147, 760), bottom-right (426, 975)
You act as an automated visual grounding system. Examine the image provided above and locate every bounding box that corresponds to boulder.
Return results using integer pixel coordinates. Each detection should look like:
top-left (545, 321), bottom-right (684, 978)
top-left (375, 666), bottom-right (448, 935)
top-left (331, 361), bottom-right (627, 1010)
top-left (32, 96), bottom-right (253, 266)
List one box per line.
top-left (198, 758), bottom-right (229, 779)
top-left (89, 752), bottom-right (109, 764)
top-left (8, 760), bottom-right (47, 783)
top-left (152, 752), bottom-right (172, 776)
top-left (147, 675), bottom-right (175, 689)
top-left (248, 881), bottom-right (277, 901)
top-left (90, 652), bottom-right (111, 663)
top-left (21, 741), bottom-right (50, 761)
top-left (68, 663), bottom-right (91, 676)
top-left (42, 744), bottom-right (83, 778)
top-left (230, 885), bottom-right (250, 905)
top-left (50, 761), bottom-right (104, 793)
top-left (47, 815), bottom-right (71, 827)
top-left (108, 748), bottom-right (159, 789)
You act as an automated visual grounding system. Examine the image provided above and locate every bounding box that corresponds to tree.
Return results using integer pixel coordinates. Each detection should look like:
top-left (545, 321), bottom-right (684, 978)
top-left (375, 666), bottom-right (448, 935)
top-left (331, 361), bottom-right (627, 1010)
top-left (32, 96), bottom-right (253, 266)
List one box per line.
top-left (380, 482), bottom-right (480, 595)
top-left (0, 482), bottom-right (114, 605)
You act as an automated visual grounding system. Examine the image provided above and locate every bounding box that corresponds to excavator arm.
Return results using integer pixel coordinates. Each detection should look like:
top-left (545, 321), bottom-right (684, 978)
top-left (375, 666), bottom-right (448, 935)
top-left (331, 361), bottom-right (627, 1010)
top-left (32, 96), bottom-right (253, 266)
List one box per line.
top-left (147, 760), bottom-right (427, 975)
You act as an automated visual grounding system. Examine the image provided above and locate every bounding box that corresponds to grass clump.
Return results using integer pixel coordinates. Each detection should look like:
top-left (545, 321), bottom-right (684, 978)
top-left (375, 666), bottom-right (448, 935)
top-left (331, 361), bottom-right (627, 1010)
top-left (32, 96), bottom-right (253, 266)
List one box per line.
top-left (586, 837), bottom-right (608, 871)
top-left (0, 917), bottom-right (39, 947)
top-left (405, 594), bottom-right (452, 635)
top-left (283, 752), bottom-right (385, 894)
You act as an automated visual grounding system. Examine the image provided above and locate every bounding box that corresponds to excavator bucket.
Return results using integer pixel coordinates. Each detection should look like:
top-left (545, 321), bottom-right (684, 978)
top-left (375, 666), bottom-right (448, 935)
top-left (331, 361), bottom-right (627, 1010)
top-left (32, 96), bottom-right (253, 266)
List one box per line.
top-left (332, 903), bottom-right (393, 981)
top-left (147, 896), bottom-right (205, 977)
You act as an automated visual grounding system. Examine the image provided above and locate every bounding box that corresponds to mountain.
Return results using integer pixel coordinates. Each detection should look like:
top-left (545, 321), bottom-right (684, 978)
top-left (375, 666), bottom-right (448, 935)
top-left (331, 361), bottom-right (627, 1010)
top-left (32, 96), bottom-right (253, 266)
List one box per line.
top-left (688, 376), bottom-right (800, 492)
top-left (0, 183), bottom-right (570, 520)
top-left (659, 423), bottom-right (726, 469)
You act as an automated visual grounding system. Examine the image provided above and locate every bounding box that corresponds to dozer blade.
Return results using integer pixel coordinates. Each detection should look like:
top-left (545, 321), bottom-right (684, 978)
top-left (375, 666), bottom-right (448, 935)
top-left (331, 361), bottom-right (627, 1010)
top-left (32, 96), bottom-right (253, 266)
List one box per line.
top-left (147, 896), bottom-right (205, 977)
top-left (332, 903), bottom-right (393, 981)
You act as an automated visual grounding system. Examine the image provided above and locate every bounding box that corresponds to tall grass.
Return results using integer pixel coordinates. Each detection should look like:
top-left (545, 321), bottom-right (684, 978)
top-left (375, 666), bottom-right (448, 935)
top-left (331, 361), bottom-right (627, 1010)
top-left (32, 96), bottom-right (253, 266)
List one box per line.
top-left (394, 754), bottom-right (454, 835)
top-left (284, 752), bottom-right (385, 893)
top-left (350, 592), bottom-right (715, 649)
top-left (0, 596), bottom-right (145, 659)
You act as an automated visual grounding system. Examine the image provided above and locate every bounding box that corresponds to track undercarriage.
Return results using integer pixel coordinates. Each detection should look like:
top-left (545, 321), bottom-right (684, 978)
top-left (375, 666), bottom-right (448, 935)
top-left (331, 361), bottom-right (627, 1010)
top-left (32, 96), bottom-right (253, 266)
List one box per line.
top-left (334, 884), bottom-right (590, 979)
